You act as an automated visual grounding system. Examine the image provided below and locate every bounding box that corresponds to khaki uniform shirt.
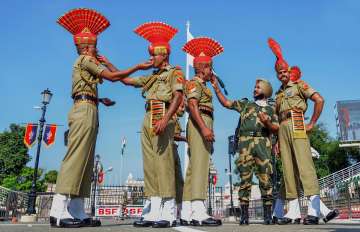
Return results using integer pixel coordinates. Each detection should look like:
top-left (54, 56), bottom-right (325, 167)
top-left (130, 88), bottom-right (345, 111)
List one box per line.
top-left (275, 80), bottom-right (316, 114)
top-left (71, 55), bottom-right (105, 98)
top-left (230, 99), bottom-right (278, 132)
top-left (132, 65), bottom-right (184, 102)
top-left (185, 77), bottom-right (213, 110)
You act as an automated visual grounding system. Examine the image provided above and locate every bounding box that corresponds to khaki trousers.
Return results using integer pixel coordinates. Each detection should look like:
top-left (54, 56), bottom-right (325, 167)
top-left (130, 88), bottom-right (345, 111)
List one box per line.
top-left (183, 115), bottom-right (213, 201)
top-left (56, 103), bottom-right (98, 197)
top-left (279, 120), bottom-right (320, 199)
top-left (141, 112), bottom-right (176, 198)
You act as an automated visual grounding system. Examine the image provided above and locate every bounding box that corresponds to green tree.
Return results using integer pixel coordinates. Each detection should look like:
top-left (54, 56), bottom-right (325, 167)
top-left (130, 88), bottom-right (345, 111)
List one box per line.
top-left (0, 124), bottom-right (30, 184)
top-left (2, 167), bottom-right (46, 192)
top-left (44, 170), bottom-right (58, 184)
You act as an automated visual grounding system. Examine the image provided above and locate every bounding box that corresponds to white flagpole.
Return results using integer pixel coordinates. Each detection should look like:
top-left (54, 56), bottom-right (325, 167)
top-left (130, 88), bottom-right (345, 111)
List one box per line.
top-left (183, 21), bottom-right (191, 179)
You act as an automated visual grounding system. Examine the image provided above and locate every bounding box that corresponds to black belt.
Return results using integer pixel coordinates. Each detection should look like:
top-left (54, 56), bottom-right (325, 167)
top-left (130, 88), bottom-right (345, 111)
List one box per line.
top-left (240, 130), bottom-right (269, 137)
top-left (73, 94), bottom-right (98, 105)
top-left (200, 109), bottom-right (213, 119)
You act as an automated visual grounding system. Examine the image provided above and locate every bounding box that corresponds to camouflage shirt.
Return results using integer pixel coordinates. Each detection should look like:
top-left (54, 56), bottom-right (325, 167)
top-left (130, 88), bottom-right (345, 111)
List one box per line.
top-left (230, 99), bottom-right (278, 132)
top-left (275, 80), bottom-right (316, 114)
top-left (72, 55), bottom-right (105, 98)
top-left (185, 77), bottom-right (213, 110)
top-left (132, 65), bottom-right (184, 103)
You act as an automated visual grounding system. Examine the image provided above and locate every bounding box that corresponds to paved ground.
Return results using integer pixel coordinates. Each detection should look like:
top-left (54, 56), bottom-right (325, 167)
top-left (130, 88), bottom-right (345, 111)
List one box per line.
top-left (1, 219), bottom-right (360, 232)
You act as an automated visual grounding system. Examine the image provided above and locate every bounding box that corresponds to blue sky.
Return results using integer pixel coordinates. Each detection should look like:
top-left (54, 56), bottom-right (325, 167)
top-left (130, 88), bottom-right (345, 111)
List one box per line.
top-left (1, 0), bottom-right (360, 186)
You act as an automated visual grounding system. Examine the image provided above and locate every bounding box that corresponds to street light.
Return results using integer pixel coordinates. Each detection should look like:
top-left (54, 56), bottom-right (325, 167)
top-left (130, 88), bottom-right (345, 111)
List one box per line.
top-left (26, 88), bottom-right (52, 215)
top-left (227, 135), bottom-right (236, 217)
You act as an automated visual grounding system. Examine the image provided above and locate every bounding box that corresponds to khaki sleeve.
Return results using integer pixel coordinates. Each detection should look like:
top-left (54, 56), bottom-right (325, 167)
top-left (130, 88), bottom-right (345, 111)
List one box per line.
top-left (170, 69), bottom-right (185, 92)
top-left (81, 55), bottom-right (106, 78)
top-left (298, 81), bottom-right (316, 99)
top-left (132, 76), bottom-right (148, 88)
top-left (229, 99), bottom-right (247, 113)
top-left (185, 81), bottom-right (201, 100)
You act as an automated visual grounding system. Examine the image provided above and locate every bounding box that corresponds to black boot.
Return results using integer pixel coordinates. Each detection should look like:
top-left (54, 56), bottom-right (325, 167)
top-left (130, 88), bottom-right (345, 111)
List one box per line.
top-left (323, 209), bottom-right (339, 223)
top-left (239, 205), bottom-right (249, 225)
top-left (263, 205), bottom-right (273, 225)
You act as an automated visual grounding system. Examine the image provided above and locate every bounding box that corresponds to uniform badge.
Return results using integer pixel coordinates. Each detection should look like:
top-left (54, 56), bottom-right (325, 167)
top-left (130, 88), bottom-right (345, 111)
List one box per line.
top-left (186, 81), bottom-right (196, 93)
top-left (285, 90), bottom-right (293, 97)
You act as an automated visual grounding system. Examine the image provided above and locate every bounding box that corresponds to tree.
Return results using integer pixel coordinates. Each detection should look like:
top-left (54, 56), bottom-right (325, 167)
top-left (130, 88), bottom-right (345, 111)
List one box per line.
top-left (2, 167), bottom-right (46, 192)
top-left (44, 170), bottom-right (58, 184)
top-left (0, 124), bottom-right (30, 184)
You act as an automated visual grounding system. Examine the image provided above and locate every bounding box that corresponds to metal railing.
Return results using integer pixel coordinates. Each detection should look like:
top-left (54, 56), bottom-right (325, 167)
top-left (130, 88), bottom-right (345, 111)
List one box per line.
top-left (319, 162), bottom-right (360, 190)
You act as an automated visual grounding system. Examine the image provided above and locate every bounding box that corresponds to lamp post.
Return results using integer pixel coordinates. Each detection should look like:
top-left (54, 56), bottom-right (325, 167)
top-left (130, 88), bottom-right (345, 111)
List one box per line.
top-left (227, 135), bottom-right (236, 217)
top-left (27, 89), bottom-right (53, 215)
top-left (91, 154), bottom-right (101, 217)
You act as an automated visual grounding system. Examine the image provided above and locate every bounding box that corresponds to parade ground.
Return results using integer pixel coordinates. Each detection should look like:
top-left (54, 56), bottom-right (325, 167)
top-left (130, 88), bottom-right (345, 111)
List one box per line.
top-left (1, 220), bottom-right (360, 232)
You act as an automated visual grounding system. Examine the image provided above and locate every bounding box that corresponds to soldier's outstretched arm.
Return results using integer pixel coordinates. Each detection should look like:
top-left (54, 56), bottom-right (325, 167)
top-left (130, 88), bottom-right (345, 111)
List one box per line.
top-left (306, 92), bottom-right (324, 132)
top-left (100, 61), bottom-right (153, 83)
top-left (210, 75), bottom-right (232, 108)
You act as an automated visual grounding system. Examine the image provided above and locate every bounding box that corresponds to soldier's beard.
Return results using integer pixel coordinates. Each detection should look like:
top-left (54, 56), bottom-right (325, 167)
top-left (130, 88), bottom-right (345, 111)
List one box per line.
top-left (254, 94), bottom-right (265, 101)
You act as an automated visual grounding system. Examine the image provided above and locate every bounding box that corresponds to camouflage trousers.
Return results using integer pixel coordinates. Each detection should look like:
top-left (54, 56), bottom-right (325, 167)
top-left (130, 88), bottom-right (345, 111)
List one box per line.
top-left (236, 136), bottom-right (273, 206)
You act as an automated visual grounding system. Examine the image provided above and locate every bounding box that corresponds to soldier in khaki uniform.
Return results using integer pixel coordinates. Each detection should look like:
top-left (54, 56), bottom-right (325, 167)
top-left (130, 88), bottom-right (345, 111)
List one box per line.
top-left (180, 37), bottom-right (223, 227)
top-left (173, 98), bottom-right (186, 208)
top-left (268, 38), bottom-right (325, 225)
top-left (119, 22), bottom-right (184, 228)
top-left (50, 9), bottom-right (151, 228)
top-left (211, 78), bottom-right (279, 225)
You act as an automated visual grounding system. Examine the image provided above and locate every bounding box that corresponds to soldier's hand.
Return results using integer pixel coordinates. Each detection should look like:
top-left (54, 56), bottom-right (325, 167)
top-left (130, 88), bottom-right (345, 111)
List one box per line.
top-left (137, 60), bottom-right (154, 70)
top-left (99, 98), bottom-right (116, 107)
top-left (201, 127), bottom-right (215, 142)
top-left (272, 142), bottom-right (280, 157)
top-left (97, 55), bottom-right (110, 65)
top-left (259, 112), bottom-right (270, 124)
top-left (305, 122), bottom-right (314, 132)
top-left (154, 118), bottom-right (169, 135)
top-left (210, 75), bottom-right (218, 88)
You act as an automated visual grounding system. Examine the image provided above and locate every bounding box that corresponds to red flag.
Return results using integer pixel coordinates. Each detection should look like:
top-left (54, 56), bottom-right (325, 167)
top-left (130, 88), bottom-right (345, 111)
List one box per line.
top-left (24, 124), bottom-right (38, 148)
top-left (212, 175), bottom-right (217, 186)
top-left (98, 171), bottom-right (104, 185)
top-left (43, 124), bottom-right (57, 147)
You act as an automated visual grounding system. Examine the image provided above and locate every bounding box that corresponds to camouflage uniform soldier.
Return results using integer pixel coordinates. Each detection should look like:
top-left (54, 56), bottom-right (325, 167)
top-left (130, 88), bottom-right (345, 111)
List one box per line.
top-left (120, 22), bottom-right (184, 228)
top-left (211, 78), bottom-right (279, 225)
top-left (268, 38), bottom-right (324, 225)
top-left (51, 8), bottom-right (151, 228)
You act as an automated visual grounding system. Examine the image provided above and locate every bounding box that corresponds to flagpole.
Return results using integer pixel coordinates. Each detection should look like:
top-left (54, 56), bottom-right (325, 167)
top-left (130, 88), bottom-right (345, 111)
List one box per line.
top-left (183, 21), bottom-right (191, 178)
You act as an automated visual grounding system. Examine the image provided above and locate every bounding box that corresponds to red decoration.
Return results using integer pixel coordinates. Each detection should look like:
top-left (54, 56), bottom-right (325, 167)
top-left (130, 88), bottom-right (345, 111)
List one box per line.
top-left (212, 175), bottom-right (217, 186)
top-left (57, 8), bottom-right (110, 45)
top-left (290, 66), bottom-right (302, 82)
top-left (24, 123), bottom-right (38, 148)
top-left (268, 38), bottom-right (289, 72)
top-left (183, 37), bottom-right (224, 65)
top-left (43, 124), bottom-right (57, 147)
top-left (98, 171), bottom-right (104, 184)
top-left (134, 22), bottom-right (178, 55)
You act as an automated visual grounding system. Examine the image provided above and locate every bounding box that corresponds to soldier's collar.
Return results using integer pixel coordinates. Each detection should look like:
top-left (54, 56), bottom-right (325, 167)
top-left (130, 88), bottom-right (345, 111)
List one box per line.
top-left (194, 76), bottom-right (205, 83)
top-left (255, 99), bottom-right (268, 107)
top-left (154, 65), bottom-right (172, 74)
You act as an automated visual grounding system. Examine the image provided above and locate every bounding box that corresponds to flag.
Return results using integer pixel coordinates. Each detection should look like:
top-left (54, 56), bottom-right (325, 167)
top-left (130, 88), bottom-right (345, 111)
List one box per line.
top-left (43, 124), bottom-right (57, 147)
top-left (24, 123), bottom-right (38, 148)
top-left (186, 22), bottom-right (194, 68)
top-left (98, 170), bottom-right (104, 185)
top-left (121, 137), bottom-right (126, 155)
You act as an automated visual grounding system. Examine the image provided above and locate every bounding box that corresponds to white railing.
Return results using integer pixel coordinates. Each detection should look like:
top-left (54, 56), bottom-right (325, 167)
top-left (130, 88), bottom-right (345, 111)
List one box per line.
top-left (318, 162), bottom-right (360, 189)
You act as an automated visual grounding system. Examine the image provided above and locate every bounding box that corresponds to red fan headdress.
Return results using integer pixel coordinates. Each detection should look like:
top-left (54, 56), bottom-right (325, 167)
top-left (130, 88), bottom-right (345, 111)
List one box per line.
top-left (134, 22), bottom-right (178, 55)
top-left (57, 8), bottom-right (110, 45)
top-left (268, 38), bottom-right (289, 72)
top-left (182, 37), bottom-right (224, 65)
top-left (290, 66), bottom-right (302, 82)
